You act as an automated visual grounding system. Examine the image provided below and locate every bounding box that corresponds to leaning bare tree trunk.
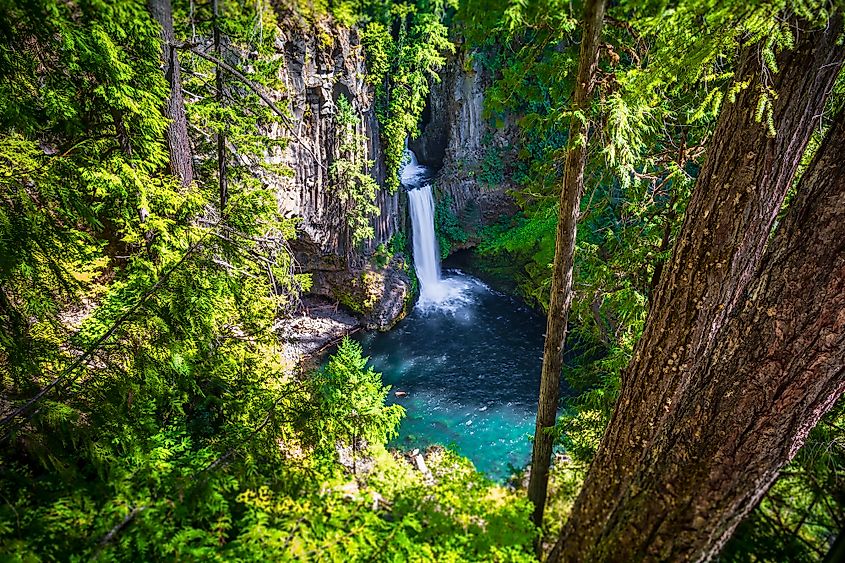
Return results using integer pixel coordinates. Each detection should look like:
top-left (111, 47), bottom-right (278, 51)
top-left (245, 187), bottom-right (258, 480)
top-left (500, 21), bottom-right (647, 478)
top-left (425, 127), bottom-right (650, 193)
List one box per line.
top-left (553, 17), bottom-right (845, 562)
top-left (527, 0), bottom-right (607, 530)
top-left (148, 0), bottom-right (194, 188)
top-left (213, 0), bottom-right (228, 212)
top-left (556, 108), bottom-right (845, 562)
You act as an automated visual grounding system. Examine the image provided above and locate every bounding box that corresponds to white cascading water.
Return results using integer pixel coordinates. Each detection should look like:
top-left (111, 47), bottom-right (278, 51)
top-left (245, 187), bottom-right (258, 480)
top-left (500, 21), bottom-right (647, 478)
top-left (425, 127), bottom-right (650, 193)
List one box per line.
top-left (402, 149), bottom-right (445, 303)
top-left (400, 147), bottom-right (426, 185)
top-left (401, 148), bottom-right (476, 310)
top-left (408, 185), bottom-right (443, 301)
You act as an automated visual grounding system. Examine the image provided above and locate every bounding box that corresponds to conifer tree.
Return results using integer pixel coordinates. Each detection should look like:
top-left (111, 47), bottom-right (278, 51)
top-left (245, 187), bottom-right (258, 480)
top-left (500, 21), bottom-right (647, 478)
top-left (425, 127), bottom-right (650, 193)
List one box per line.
top-left (554, 98), bottom-right (845, 563)
top-left (528, 0), bottom-right (607, 530)
top-left (553, 13), bottom-right (845, 562)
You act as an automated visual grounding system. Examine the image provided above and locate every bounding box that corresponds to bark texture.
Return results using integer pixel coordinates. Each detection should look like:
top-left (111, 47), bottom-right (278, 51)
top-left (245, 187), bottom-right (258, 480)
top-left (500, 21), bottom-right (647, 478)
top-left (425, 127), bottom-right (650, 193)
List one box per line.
top-left (557, 109), bottom-right (845, 562)
top-left (527, 0), bottom-right (607, 528)
top-left (213, 0), bottom-right (227, 211)
top-left (148, 0), bottom-right (194, 188)
top-left (554, 18), bottom-right (845, 562)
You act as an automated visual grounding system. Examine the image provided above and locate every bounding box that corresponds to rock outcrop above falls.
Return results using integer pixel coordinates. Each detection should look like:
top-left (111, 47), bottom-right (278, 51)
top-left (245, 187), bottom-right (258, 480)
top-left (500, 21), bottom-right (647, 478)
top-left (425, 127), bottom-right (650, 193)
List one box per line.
top-left (410, 45), bottom-right (518, 243)
top-left (268, 13), bottom-right (411, 329)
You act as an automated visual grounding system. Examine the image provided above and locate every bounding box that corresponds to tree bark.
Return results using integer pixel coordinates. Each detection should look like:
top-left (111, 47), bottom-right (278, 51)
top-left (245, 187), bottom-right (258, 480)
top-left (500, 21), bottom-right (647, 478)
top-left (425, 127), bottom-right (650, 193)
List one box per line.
top-left (148, 0), bottom-right (194, 188)
top-left (554, 17), bottom-right (845, 562)
top-left (213, 0), bottom-right (228, 212)
top-left (556, 108), bottom-right (845, 562)
top-left (823, 530), bottom-right (845, 563)
top-left (527, 0), bottom-right (607, 530)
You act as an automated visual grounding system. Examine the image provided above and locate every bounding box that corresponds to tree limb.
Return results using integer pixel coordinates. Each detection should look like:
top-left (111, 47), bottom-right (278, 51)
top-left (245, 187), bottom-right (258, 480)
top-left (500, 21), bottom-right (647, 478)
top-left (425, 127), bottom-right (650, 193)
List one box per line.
top-left (175, 43), bottom-right (328, 174)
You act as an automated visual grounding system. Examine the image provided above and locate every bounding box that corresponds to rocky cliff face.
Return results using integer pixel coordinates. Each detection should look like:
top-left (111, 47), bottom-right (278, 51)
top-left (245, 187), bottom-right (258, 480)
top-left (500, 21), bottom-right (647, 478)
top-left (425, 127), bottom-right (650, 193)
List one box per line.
top-left (264, 17), bottom-right (513, 330)
top-left (410, 45), bottom-right (517, 242)
top-left (268, 14), bottom-right (411, 330)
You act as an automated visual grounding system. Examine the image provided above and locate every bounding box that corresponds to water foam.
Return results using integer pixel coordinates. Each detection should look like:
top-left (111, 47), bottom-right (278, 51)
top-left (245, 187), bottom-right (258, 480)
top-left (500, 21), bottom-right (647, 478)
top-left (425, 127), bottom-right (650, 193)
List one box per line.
top-left (403, 149), bottom-right (490, 313)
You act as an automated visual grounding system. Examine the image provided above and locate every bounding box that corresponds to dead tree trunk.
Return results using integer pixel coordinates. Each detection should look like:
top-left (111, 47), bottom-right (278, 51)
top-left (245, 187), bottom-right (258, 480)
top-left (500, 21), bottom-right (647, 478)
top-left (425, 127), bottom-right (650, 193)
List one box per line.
top-left (527, 0), bottom-right (607, 529)
top-left (553, 17), bottom-right (845, 562)
top-left (213, 0), bottom-right (228, 212)
top-left (148, 0), bottom-right (194, 188)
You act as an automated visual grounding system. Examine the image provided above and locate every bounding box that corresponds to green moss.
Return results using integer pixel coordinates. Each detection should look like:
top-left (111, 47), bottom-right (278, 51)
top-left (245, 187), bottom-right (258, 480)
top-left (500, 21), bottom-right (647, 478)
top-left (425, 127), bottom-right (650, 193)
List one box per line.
top-left (333, 271), bottom-right (383, 315)
top-left (335, 289), bottom-right (367, 315)
top-left (434, 192), bottom-right (469, 259)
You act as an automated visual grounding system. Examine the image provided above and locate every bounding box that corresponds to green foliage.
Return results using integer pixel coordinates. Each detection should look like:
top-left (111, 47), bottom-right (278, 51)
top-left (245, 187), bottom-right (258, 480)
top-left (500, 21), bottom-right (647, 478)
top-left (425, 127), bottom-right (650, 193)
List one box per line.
top-left (311, 338), bottom-right (404, 463)
top-left (0, 1), bottom-right (304, 560)
top-left (389, 230), bottom-right (410, 257)
top-left (359, 1), bottom-right (456, 191)
top-left (373, 231), bottom-right (411, 269)
top-left (384, 449), bottom-right (537, 561)
top-left (3, 0), bottom-right (842, 560)
top-left (434, 193), bottom-right (468, 258)
top-left (386, 230), bottom-right (420, 297)
top-left (283, 0), bottom-right (456, 192)
top-left (332, 95), bottom-right (381, 248)
top-left (224, 448), bottom-right (536, 562)
top-left (466, 0), bottom-right (714, 450)
top-left (478, 142), bottom-right (506, 186)
top-left (373, 243), bottom-right (392, 268)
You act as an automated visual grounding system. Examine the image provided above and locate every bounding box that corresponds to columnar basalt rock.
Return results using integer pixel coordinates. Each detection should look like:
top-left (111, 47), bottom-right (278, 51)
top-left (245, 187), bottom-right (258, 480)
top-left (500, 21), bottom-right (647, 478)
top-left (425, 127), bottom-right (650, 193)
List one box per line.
top-left (264, 13), bottom-right (409, 329)
top-left (411, 45), bottom-right (517, 245)
top-left (272, 17), bottom-right (398, 256)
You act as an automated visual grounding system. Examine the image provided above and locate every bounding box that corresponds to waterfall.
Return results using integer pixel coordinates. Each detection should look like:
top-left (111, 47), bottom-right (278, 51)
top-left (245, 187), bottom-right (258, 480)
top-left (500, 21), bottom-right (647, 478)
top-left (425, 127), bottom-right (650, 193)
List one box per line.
top-left (402, 147), bottom-right (470, 310)
top-left (408, 184), bottom-right (443, 301)
top-left (401, 148), bottom-right (426, 185)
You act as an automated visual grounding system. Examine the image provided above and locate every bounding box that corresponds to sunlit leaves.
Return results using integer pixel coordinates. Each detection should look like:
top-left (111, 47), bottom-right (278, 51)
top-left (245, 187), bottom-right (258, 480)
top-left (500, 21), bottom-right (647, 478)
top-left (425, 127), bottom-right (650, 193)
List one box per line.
top-left (359, 1), bottom-right (455, 191)
top-left (331, 96), bottom-right (381, 247)
top-left (310, 337), bottom-right (404, 458)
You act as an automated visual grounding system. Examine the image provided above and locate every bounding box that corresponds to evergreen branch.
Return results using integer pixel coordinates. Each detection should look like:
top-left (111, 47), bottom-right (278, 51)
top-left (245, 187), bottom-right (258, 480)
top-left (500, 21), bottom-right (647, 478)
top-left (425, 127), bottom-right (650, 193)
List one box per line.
top-left (175, 43), bottom-right (329, 174)
top-left (201, 379), bottom-right (307, 473)
top-left (96, 505), bottom-right (147, 550)
top-left (0, 228), bottom-right (214, 436)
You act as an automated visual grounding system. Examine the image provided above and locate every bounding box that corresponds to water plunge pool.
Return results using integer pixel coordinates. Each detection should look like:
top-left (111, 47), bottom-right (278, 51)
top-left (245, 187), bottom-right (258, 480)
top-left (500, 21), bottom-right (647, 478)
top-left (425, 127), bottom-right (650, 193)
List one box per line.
top-left (350, 148), bottom-right (549, 480)
top-left (355, 270), bottom-right (546, 480)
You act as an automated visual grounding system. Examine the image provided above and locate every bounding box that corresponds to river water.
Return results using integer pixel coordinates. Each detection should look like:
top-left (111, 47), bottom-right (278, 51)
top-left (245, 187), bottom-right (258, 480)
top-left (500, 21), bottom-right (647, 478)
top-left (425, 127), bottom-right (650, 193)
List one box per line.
top-left (351, 150), bottom-right (547, 480)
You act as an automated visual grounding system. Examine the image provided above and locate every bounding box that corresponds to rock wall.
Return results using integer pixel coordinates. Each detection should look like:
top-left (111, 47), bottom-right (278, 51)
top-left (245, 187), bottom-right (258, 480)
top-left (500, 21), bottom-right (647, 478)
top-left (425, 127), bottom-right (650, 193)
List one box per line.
top-left (262, 16), bottom-right (516, 328)
top-left (267, 13), bottom-right (410, 330)
top-left (410, 45), bottom-right (517, 240)
top-left (272, 16), bottom-right (400, 257)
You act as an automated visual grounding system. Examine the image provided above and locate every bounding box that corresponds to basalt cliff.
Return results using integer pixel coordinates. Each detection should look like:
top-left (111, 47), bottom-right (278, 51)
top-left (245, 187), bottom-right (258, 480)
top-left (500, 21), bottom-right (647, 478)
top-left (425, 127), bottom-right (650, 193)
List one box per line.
top-left (272, 15), bottom-right (515, 331)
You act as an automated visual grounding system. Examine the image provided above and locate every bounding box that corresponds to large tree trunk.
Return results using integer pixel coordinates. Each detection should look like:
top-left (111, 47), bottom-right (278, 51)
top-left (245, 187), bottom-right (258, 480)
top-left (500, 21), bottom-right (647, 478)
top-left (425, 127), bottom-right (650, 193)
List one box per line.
top-left (553, 17), bottom-right (845, 562)
top-left (527, 0), bottom-right (607, 529)
top-left (824, 530), bottom-right (845, 563)
top-left (556, 108), bottom-right (845, 562)
top-left (148, 0), bottom-right (194, 188)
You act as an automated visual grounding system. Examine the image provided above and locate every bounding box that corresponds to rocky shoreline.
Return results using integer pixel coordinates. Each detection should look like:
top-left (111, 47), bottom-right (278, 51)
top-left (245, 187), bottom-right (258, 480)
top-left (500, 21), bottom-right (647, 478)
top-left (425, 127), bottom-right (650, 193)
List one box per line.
top-left (279, 296), bottom-right (363, 371)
